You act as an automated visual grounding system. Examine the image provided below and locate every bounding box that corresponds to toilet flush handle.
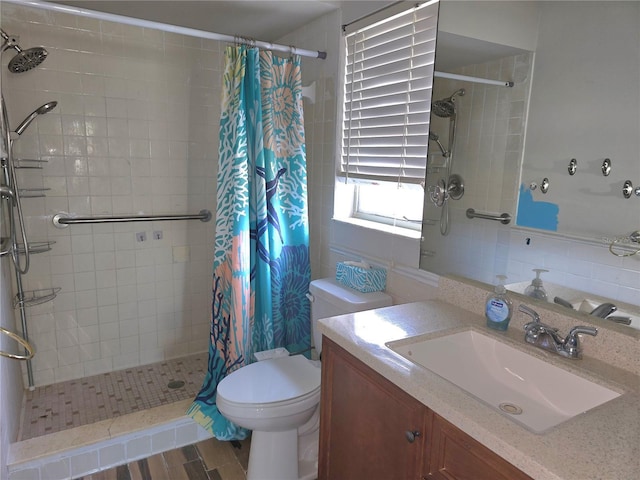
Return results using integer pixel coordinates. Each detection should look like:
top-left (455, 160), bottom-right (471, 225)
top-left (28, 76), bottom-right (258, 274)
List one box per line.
top-left (306, 293), bottom-right (314, 302)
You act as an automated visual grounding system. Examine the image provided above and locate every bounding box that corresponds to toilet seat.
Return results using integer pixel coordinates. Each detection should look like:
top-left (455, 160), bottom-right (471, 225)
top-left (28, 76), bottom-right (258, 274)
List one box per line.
top-left (217, 355), bottom-right (321, 407)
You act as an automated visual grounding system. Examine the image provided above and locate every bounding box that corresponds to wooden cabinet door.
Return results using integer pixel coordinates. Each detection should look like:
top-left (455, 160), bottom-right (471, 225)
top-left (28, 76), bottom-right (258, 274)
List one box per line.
top-left (318, 337), bottom-right (427, 480)
top-left (427, 412), bottom-right (533, 480)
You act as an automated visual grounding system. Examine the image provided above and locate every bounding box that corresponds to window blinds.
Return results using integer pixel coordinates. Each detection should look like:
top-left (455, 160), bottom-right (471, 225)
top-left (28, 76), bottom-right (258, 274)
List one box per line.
top-left (340, 2), bottom-right (438, 184)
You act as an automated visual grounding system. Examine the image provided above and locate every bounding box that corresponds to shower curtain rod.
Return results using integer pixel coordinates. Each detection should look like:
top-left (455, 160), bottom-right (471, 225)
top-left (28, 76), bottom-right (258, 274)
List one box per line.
top-left (434, 71), bottom-right (514, 87)
top-left (3, 0), bottom-right (327, 59)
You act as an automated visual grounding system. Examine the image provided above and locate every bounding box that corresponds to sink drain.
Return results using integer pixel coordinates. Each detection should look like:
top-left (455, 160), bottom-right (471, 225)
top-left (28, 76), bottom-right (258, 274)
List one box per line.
top-left (499, 402), bottom-right (523, 415)
top-left (168, 380), bottom-right (185, 389)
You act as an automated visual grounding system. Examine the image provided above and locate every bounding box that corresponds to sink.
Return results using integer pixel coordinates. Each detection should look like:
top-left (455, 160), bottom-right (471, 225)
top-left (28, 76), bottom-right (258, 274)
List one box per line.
top-left (386, 330), bottom-right (621, 433)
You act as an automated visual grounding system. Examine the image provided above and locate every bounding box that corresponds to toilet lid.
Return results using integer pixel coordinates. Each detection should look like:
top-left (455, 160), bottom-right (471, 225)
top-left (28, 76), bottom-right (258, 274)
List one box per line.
top-left (217, 355), bottom-right (321, 404)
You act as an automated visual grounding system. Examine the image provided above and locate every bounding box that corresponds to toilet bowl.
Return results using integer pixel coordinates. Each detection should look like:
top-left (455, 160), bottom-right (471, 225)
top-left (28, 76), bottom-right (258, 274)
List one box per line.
top-left (216, 355), bottom-right (321, 480)
top-left (216, 277), bottom-right (392, 480)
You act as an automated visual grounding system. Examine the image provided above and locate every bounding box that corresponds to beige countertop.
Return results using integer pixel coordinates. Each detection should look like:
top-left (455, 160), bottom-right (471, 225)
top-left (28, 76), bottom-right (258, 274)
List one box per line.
top-left (318, 298), bottom-right (640, 480)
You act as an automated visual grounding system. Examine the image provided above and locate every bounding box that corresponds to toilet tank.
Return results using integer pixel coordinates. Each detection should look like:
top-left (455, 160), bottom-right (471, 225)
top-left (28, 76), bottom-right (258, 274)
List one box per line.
top-left (309, 277), bottom-right (392, 355)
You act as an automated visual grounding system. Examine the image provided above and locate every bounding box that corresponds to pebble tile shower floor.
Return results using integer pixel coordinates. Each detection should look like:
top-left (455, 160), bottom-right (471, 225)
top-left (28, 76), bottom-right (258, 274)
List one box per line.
top-left (20, 353), bottom-right (208, 441)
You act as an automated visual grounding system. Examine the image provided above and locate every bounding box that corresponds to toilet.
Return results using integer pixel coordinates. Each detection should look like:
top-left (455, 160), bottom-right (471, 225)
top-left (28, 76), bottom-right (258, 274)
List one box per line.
top-left (216, 277), bottom-right (392, 480)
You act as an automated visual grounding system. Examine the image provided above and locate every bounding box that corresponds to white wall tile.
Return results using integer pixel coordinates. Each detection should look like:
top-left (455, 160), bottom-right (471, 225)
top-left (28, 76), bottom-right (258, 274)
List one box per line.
top-left (99, 443), bottom-right (126, 469)
top-left (8, 467), bottom-right (41, 480)
top-left (125, 435), bottom-right (152, 460)
top-left (69, 451), bottom-right (99, 477)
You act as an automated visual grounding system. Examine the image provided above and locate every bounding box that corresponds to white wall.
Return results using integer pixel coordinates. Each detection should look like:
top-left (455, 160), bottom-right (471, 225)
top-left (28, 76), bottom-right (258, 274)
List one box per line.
top-left (519, 2), bottom-right (639, 238)
top-left (508, 2), bottom-right (640, 306)
top-left (438, 0), bottom-right (539, 51)
top-left (1, 3), bottom-right (220, 386)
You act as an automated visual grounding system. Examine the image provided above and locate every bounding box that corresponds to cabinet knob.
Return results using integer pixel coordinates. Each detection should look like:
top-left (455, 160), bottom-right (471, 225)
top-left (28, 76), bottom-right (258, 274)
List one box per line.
top-left (405, 430), bottom-right (421, 443)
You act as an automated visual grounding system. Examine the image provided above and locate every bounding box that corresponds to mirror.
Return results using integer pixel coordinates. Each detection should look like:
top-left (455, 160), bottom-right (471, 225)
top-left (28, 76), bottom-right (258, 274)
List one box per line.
top-left (420, 0), bottom-right (640, 331)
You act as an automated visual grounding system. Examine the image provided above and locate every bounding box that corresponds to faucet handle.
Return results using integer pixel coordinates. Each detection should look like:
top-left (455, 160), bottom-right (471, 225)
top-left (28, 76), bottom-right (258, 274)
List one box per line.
top-left (568, 325), bottom-right (598, 337)
top-left (564, 326), bottom-right (598, 358)
top-left (519, 304), bottom-right (540, 323)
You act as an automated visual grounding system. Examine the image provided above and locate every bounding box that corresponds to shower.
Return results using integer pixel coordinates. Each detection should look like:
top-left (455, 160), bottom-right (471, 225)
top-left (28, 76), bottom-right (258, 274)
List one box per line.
top-left (1, 29), bottom-right (48, 73)
top-left (0, 26), bottom-right (55, 395)
top-left (428, 88), bottom-right (465, 236)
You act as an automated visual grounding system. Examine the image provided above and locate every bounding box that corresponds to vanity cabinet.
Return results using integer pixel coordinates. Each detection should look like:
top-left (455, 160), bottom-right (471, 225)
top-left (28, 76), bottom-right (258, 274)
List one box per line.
top-left (318, 337), bottom-right (532, 480)
top-left (428, 412), bottom-right (532, 480)
top-left (318, 337), bottom-right (427, 479)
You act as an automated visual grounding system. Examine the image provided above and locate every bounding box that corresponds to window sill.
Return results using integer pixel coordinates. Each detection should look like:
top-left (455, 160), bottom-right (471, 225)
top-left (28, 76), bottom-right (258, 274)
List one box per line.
top-left (332, 217), bottom-right (422, 240)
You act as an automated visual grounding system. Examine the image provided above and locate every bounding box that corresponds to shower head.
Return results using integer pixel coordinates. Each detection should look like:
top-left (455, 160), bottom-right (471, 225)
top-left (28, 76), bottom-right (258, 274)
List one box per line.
top-left (8, 47), bottom-right (48, 73)
top-left (14, 101), bottom-right (58, 136)
top-left (1, 29), bottom-right (48, 73)
top-left (431, 88), bottom-right (466, 118)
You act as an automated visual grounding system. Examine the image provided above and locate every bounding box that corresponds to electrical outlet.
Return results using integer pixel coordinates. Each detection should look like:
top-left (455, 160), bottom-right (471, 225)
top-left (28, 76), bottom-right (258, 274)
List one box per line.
top-left (153, 230), bottom-right (163, 240)
top-left (136, 231), bottom-right (147, 242)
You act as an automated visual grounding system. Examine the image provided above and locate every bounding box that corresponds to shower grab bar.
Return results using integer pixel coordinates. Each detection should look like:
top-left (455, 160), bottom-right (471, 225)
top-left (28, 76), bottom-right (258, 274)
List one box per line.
top-left (466, 208), bottom-right (512, 225)
top-left (0, 326), bottom-right (35, 360)
top-left (53, 209), bottom-right (212, 227)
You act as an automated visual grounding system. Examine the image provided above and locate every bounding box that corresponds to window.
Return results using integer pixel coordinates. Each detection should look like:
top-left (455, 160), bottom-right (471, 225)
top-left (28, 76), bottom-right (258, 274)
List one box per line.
top-left (337, 1), bottom-right (438, 232)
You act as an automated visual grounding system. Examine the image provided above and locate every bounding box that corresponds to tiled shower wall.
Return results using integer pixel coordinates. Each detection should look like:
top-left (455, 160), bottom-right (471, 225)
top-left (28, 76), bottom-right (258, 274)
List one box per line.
top-left (1, 4), bottom-right (221, 386)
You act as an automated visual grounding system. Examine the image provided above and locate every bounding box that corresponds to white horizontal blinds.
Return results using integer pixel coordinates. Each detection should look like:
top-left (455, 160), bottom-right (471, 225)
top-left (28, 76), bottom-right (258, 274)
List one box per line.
top-left (341, 2), bottom-right (437, 184)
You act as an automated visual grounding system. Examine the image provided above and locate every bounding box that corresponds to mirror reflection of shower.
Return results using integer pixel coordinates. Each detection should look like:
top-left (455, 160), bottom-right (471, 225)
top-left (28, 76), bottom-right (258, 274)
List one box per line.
top-left (428, 88), bottom-right (465, 235)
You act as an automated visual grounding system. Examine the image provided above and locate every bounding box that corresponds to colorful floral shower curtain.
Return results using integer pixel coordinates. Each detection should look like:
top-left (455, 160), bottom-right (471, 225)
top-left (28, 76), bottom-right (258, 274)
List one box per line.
top-left (187, 46), bottom-right (310, 440)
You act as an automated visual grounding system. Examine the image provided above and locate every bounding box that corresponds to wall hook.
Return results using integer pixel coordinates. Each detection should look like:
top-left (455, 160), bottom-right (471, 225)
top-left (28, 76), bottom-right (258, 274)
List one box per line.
top-left (622, 180), bottom-right (634, 199)
top-left (601, 158), bottom-right (611, 176)
top-left (568, 158), bottom-right (577, 175)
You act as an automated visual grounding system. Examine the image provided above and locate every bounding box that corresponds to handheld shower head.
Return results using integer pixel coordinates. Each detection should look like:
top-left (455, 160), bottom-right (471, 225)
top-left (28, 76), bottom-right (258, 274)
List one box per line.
top-left (14, 101), bottom-right (58, 136)
top-left (429, 131), bottom-right (449, 157)
top-left (1, 29), bottom-right (48, 73)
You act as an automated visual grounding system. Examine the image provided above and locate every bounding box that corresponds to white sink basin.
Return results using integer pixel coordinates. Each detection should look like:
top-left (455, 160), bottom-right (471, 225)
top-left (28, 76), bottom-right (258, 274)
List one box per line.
top-left (386, 330), bottom-right (621, 433)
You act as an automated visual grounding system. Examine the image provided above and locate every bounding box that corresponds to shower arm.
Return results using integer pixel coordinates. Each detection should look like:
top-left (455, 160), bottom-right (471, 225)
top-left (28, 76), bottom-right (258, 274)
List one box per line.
top-left (0, 29), bottom-right (17, 49)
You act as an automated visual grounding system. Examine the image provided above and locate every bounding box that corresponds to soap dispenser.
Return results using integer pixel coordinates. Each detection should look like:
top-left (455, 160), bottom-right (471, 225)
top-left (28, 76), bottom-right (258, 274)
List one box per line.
top-left (524, 269), bottom-right (548, 301)
top-left (485, 275), bottom-right (513, 331)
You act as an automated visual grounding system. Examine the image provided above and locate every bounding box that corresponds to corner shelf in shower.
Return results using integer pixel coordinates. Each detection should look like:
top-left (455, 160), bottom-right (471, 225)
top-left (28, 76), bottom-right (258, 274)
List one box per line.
top-left (16, 240), bottom-right (56, 255)
top-left (14, 287), bottom-right (62, 308)
top-left (13, 158), bottom-right (48, 169)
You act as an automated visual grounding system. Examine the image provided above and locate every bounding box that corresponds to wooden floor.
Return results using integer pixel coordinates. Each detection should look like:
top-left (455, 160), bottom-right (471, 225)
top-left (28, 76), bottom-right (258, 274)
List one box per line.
top-left (75, 437), bottom-right (250, 480)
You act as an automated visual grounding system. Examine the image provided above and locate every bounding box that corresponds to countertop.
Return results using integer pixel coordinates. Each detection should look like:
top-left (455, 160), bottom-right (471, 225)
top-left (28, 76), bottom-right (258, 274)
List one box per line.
top-left (318, 299), bottom-right (640, 480)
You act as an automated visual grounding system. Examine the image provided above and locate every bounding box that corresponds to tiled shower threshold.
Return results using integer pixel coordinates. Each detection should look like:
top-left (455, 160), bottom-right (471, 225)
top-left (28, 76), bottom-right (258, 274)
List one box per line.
top-left (9, 400), bottom-right (224, 479)
top-left (8, 354), bottom-right (213, 479)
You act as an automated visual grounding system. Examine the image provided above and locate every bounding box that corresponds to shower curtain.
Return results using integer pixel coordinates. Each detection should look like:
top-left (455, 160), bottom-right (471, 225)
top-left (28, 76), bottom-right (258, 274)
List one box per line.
top-left (187, 46), bottom-right (310, 440)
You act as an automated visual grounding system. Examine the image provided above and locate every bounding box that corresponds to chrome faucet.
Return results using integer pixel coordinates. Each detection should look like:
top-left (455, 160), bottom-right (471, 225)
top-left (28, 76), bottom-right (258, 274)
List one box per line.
top-left (519, 305), bottom-right (598, 359)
